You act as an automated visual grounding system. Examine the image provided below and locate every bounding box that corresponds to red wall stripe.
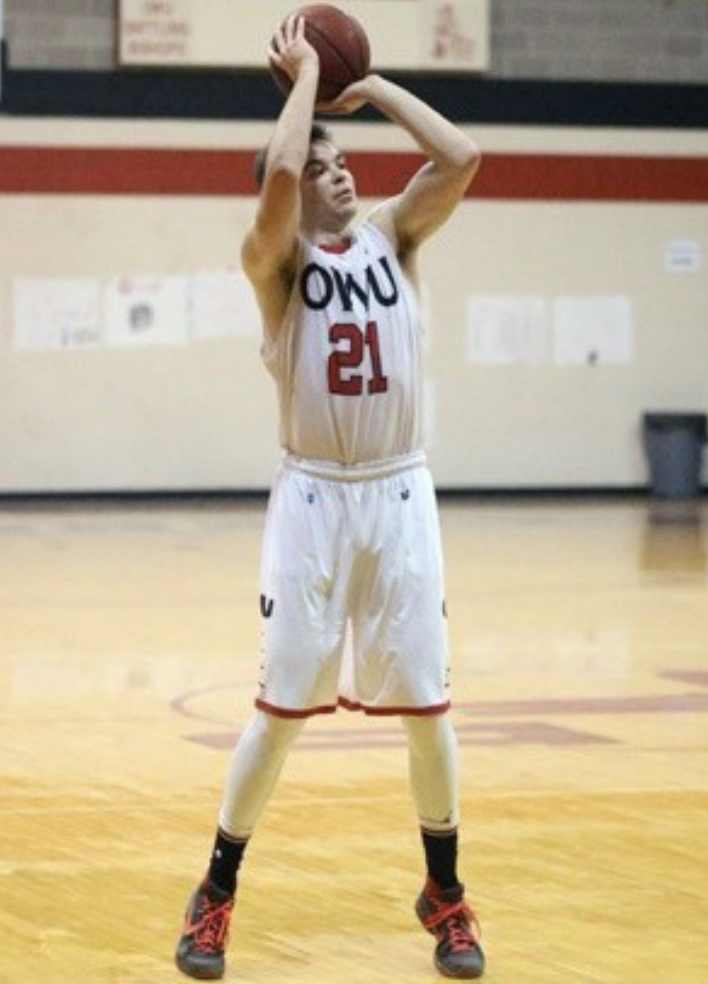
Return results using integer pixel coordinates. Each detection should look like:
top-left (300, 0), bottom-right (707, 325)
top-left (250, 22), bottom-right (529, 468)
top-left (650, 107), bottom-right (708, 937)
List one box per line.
top-left (0, 146), bottom-right (707, 201)
top-left (475, 152), bottom-right (708, 202)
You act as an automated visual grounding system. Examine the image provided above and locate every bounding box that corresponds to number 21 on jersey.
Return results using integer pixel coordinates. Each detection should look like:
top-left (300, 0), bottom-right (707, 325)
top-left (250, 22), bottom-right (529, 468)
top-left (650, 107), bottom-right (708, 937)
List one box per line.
top-left (328, 321), bottom-right (389, 396)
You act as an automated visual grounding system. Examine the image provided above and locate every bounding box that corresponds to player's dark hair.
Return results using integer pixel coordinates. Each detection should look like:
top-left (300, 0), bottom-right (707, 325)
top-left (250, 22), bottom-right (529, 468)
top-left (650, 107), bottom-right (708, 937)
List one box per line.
top-left (253, 122), bottom-right (332, 188)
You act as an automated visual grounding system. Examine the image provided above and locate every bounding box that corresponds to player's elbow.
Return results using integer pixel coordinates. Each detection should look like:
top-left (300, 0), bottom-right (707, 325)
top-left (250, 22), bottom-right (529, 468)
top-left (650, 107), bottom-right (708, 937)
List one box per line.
top-left (451, 136), bottom-right (481, 181)
top-left (264, 143), bottom-right (309, 186)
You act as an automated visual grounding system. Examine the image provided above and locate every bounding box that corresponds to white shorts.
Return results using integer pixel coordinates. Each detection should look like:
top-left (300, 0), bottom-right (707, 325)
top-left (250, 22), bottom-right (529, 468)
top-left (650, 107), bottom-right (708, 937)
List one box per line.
top-left (255, 452), bottom-right (451, 718)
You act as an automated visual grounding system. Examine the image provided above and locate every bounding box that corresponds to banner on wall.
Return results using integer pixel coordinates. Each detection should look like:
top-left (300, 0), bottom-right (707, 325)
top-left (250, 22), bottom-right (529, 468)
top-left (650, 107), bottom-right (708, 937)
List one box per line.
top-left (118, 0), bottom-right (489, 72)
top-left (0, 0), bottom-right (4, 104)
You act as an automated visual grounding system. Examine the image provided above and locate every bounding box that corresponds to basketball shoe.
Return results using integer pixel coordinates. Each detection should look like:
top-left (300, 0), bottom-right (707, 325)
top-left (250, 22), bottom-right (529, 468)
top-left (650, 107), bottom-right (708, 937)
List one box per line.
top-left (415, 878), bottom-right (485, 979)
top-left (175, 877), bottom-right (235, 980)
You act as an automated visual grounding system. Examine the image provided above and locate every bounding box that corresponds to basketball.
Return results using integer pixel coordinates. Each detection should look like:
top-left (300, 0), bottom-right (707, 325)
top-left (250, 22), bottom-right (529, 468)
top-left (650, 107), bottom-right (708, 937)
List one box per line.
top-left (270, 4), bottom-right (371, 103)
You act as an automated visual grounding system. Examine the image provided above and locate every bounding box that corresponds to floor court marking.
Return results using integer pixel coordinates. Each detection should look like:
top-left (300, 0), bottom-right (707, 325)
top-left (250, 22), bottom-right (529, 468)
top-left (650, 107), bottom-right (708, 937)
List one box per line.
top-left (172, 667), bottom-right (708, 751)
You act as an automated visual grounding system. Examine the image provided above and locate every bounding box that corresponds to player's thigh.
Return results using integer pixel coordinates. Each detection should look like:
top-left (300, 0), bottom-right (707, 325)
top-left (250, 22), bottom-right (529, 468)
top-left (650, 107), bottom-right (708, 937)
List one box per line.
top-left (260, 468), bottom-right (350, 669)
top-left (361, 468), bottom-right (447, 653)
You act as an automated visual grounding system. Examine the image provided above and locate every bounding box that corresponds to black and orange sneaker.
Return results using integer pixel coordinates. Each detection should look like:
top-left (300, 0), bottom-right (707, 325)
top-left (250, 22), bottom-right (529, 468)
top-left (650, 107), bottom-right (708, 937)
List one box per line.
top-left (415, 878), bottom-right (485, 979)
top-left (175, 877), bottom-right (235, 980)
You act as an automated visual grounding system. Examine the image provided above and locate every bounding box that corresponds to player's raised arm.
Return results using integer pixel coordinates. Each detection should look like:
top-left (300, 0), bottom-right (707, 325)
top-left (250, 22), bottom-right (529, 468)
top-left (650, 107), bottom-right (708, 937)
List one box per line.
top-left (240, 15), bottom-right (319, 291)
top-left (329, 74), bottom-right (480, 258)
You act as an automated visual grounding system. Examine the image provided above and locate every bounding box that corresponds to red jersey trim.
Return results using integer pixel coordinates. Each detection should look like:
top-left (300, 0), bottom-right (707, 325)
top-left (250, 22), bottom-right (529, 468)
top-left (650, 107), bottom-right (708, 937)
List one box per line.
top-left (255, 699), bottom-right (338, 719)
top-left (338, 697), bottom-right (451, 717)
top-left (317, 237), bottom-right (353, 254)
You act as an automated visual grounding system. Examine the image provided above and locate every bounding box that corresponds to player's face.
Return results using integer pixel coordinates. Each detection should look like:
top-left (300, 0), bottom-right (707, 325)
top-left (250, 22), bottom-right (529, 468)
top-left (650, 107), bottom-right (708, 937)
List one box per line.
top-left (300, 140), bottom-right (358, 232)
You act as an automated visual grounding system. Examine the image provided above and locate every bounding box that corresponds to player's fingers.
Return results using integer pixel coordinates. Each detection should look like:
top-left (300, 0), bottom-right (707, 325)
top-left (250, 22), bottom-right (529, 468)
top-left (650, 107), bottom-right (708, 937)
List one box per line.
top-left (270, 22), bottom-right (285, 54)
top-left (292, 14), bottom-right (305, 41)
top-left (284, 13), bottom-right (300, 44)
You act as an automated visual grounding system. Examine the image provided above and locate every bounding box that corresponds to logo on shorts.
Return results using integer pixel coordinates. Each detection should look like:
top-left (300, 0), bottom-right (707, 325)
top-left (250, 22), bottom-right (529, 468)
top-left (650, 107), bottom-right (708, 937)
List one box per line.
top-left (260, 594), bottom-right (275, 618)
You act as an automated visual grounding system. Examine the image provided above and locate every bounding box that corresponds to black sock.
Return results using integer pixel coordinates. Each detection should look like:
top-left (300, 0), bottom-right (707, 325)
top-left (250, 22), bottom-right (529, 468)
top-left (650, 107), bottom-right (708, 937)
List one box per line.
top-left (207, 828), bottom-right (248, 896)
top-left (421, 827), bottom-right (459, 890)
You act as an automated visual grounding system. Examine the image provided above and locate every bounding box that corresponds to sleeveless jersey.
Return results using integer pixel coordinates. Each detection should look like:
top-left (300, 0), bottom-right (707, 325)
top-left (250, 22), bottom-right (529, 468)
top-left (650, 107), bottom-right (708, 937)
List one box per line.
top-left (261, 222), bottom-right (425, 466)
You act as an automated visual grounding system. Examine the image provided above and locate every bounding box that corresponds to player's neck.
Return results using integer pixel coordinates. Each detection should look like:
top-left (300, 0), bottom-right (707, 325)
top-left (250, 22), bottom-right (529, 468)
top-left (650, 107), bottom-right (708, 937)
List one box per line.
top-left (304, 227), bottom-right (353, 251)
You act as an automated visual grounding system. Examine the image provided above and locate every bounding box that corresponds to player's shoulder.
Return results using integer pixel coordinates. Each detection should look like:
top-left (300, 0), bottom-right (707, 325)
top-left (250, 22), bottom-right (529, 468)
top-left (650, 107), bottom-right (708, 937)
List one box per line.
top-left (359, 207), bottom-right (397, 250)
top-left (363, 205), bottom-right (419, 285)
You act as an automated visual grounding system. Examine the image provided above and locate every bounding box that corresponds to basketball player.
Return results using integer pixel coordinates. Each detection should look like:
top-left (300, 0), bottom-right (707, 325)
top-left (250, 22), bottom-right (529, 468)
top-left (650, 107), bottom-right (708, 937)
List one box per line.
top-left (176, 13), bottom-right (483, 981)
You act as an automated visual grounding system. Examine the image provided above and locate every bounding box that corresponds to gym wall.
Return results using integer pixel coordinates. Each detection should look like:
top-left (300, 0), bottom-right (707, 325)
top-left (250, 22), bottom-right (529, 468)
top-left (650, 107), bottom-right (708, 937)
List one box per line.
top-left (0, 1), bottom-right (707, 493)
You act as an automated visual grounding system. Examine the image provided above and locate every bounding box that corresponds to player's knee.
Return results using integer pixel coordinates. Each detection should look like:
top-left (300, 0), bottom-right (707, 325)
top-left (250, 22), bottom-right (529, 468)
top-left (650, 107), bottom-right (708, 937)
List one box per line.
top-left (403, 712), bottom-right (458, 759)
top-left (253, 709), bottom-right (306, 754)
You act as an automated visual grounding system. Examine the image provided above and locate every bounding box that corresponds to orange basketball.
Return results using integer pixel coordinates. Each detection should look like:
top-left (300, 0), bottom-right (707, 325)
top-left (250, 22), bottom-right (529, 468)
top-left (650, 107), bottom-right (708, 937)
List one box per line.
top-left (270, 4), bottom-right (371, 103)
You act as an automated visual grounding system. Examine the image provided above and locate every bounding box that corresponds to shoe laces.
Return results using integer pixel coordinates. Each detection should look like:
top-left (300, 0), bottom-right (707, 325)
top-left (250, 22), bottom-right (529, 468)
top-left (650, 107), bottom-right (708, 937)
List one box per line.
top-left (426, 897), bottom-right (480, 953)
top-left (192, 895), bottom-right (234, 954)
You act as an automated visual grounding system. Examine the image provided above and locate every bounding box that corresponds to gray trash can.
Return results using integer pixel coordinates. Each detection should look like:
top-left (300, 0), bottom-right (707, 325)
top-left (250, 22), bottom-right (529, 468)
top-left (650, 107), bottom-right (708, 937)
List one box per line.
top-left (642, 412), bottom-right (707, 498)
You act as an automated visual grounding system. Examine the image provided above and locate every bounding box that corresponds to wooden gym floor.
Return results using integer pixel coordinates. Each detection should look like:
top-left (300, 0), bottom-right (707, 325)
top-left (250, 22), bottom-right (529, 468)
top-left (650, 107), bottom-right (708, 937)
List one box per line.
top-left (0, 494), bottom-right (706, 984)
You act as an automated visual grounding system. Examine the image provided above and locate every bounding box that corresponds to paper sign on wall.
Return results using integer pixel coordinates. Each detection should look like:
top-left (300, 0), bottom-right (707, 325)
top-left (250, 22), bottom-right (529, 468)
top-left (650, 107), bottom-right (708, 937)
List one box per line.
top-left (665, 240), bottom-right (701, 273)
top-left (104, 275), bottom-right (189, 348)
top-left (466, 295), bottom-right (549, 365)
top-left (553, 295), bottom-right (633, 366)
top-left (13, 278), bottom-right (101, 352)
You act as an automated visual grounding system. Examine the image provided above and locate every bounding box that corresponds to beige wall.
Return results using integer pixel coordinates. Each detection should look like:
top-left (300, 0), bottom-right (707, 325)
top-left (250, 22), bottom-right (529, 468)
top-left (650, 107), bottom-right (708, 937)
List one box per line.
top-left (0, 118), bottom-right (706, 492)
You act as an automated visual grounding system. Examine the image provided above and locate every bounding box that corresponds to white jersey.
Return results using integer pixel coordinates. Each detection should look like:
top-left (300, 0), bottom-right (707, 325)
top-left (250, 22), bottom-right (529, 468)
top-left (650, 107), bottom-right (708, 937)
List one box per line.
top-left (261, 221), bottom-right (425, 466)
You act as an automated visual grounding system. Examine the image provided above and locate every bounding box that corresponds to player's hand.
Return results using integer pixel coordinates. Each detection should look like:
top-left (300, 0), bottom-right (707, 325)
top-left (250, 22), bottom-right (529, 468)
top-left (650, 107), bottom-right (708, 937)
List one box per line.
top-left (268, 14), bottom-right (319, 84)
top-left (316, 75), bottom-right (372, 115)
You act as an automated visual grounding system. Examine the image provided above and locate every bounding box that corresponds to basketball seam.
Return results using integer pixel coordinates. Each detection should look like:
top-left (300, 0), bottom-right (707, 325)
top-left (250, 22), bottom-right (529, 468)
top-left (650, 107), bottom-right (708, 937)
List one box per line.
top-left (348, 21), bottom-right (370, 76)
top-left (307, 21), bottom-right (362, 90)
